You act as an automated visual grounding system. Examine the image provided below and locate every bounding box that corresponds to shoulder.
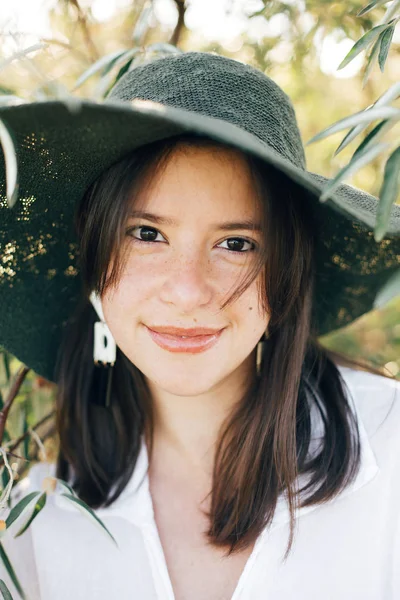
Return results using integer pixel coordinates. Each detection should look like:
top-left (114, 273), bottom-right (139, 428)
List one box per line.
top-left (11, 461), bottom-right (56, 505)
top-left (337, 364), bottom-right (400, 448)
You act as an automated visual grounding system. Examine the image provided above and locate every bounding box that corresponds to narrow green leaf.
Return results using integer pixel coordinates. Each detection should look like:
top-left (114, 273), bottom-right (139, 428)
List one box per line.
top-left (0, 544), bottom-right (25, 600)
top-left (0, 120), bottom-right (18, 209)
top-left (132, 1), bottom-right (153, 45)
top-left (374, 145), bottom-right (400, 241)
top-left (22, 411), bottom-right (29, 461)
top-left (358, 0), bottom-right (391, 16)
top-left (114, 58), bottom-right (133, 85)
top-left (60, 493), bottom-right (118, 547)
top-left (0, 579), bottom-right (14, 600)
top-left (334, 124), bottom-right (366, 156)
top-left (351, 120), bottom-right (390, 159)
top-left (362, 35), bottom-right (381, 86)
top-left (0, 96), bottom-right (23, 107)
top-left (15, 493), bottom-right (46, 537)
top-left (307, 106), bottom-right (400, 144)
top-left (73, 50), bottom-right (127, 91)
top-left (146, 43), bottom-right (182, 55)
top-left (378, 23), bottom-right (395, 71)
top-left (56, 479), bottom-right (77, 497)
top-left (338, 23), bottom-right (391, 70)
top-left (0, 43), bottom-right (47, 73)
top-left (2, 353), bottom-right (10, 383)
top-left (374, 268), bottom-right (400, 308)
top-left (322, 81), bottom-right (400, 156)
top-left (96, 48), bottom-right (140, 98)
top-left (381, 0), bottom-right (400, 23)
top-left (320, 142), bottom-right (388, 202)
top-left (1, 470), bottom-right (9, 496)
top-left (5, 492), bottom-right (41, 529)
top-left (374, 81), bottom-right (400, 106)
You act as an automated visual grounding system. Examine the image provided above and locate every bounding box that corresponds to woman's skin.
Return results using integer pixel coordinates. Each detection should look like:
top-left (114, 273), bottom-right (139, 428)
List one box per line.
top-left (102, 144), bottom-right (270, 598)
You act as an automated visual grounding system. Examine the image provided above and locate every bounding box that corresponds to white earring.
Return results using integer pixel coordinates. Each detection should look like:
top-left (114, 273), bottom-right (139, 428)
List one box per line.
top-left (256, 334), bottom-right (267, 376)
top-left (89, 291), bottom-right (117, 367)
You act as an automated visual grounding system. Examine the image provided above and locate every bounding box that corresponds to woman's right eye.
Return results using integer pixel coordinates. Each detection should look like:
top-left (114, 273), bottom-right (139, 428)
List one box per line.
top-left (127, 226), bottom-right (166, 243)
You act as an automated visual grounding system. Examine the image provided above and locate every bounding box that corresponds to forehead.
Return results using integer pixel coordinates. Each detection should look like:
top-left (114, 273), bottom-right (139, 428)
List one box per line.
top-left (133, 144), bottom-right (260, 220)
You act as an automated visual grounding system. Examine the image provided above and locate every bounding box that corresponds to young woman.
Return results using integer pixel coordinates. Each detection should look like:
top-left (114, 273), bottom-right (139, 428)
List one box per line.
top-left (0, 51), bottom-right (399, 600)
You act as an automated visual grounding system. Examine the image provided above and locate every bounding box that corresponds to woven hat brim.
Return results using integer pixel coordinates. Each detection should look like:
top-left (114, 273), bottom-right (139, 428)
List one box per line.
top-left (0, 98), bottom-right (399, 381)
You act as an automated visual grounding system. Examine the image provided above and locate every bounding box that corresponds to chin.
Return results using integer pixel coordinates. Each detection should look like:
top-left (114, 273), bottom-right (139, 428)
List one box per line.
top-left (143, 366), bottom-right (226, 397)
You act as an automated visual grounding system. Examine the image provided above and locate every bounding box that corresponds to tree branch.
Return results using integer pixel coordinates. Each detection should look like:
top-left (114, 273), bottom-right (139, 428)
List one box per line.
top-left (169, 0), bottom-right (187, 47)
top-left (0, 366), bottom-right (30, 445)
top-left (68, 0), bottom-right (100, 62)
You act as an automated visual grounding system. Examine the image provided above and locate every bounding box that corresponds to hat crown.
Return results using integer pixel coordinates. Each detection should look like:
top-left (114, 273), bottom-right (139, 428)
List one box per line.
top-left (109, 51), bottom-right (306, 169)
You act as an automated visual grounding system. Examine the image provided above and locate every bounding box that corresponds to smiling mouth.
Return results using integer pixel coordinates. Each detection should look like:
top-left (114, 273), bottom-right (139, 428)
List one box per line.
top-left (145, 326), bottom-right (225, 353)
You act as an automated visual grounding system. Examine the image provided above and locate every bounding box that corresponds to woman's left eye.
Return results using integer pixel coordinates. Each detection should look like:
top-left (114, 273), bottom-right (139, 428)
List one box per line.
top-left (218, 238), bottom-right (256, 253)
top-left (128, 226), bottom-right (166, 243)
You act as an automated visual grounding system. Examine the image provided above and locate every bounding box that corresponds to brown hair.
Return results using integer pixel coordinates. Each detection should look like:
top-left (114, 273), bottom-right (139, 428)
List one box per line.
top-left (55, 133), bottom-right (386, 558)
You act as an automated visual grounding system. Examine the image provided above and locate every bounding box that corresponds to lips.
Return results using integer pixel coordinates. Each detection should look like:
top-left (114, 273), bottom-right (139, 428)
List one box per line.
top-left (145, 325), bottom-right (225, 353)
top-left (147, 326), bottom-right (223, 336)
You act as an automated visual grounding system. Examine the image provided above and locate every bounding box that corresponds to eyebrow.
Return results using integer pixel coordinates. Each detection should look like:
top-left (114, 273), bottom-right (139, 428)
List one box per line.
top-left (129, 211), bottom-right (262, 232)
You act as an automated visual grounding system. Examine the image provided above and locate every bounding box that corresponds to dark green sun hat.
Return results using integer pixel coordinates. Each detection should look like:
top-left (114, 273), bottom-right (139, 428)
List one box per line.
top-left (0, 51), bottom-right (399, 382)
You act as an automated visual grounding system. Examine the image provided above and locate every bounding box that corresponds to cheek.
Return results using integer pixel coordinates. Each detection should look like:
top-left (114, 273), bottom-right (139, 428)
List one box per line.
top-left (235, 277), bottom-right (269, 333)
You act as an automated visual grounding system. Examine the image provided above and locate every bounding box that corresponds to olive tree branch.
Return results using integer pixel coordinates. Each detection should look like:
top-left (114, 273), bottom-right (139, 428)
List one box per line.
top-left (169, 0), bottom-right (187, 47)
top-left (68, 0), bottom-right (100, 62)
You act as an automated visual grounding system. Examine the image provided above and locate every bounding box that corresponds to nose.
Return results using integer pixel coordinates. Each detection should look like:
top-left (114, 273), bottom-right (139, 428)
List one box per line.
top-left (159, 251), bottom-right (214, 312)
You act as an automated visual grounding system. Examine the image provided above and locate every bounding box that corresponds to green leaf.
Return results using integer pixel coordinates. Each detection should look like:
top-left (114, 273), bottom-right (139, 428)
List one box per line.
top-left (334, 123), bottom-right (368, 156)
top-left (0, 579), bottom-right (14, 600)
top-left (146, 43), bottom-right (182, 55)
top-left (73, 50), bottom-right (127, 91)
top-left (2, 353), bottom-right (10, 383)
top-left (338, 23), bottom-right (392, 70)
top-left (0, 96), bottom-right (23, 107)
top-left (378, 23), bottom-right (395, 71)
top-left (22, 411), bottom-right (29, 461)
top-left (358, 0), bottom-right (391, 16)
top-left (0, 120), bottom-right (18, 209)
top-left (351, 120), bottom-right (390, 159)
top-left (307, 106), bottom-right (400, 144)
top-left (1, 470), bottom-right (9, 495)
top-left (374, 145), bottom-right (400, 241)
top-left (56, 479), bottom-right (77, 497)
top-left (60, 493), bottom-right (118, 547)
top-left (132, 1), bottom-right (153, 45)
top-left (362, 35), bottom-right (381, 86)
top-left (0, 544), bottom-right (25, 600)
top-left (320, 142), bottom-right (388, 202)
top-left (94, 48), bottom-right (141, 99)
top-left (336, 82), bottom-right (400, 154)
top-left (15, 492), bottom-right (46, 537)
top-left (374, 268), bottom-right (400, 308)
top-left (113, 58), bottom-right (134, 85)
top-left (374, 81), bottom-right (400, 106)
top-left (5, 492), bottom-right (41, 530)
top-left (0, 43), bottom-right (47, 73)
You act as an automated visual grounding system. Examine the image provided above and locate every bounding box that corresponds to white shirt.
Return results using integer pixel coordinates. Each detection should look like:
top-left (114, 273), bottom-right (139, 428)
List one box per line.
top-left (1, 365), bottom-right (400, 600)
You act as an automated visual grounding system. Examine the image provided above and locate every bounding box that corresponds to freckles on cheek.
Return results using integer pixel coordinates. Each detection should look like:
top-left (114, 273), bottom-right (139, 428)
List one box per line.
top-left (118, 260), bottom-right (163, 302)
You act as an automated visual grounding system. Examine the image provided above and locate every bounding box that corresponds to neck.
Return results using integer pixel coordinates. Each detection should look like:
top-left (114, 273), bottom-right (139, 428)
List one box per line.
top-left (146, 352), bottom-right (256, 477)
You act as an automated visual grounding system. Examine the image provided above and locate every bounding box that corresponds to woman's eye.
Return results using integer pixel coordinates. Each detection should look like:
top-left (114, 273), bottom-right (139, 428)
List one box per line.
top-left (129, 226), bottom-right (166, 243)
top-left (218, 238), bottom-right (256, 253)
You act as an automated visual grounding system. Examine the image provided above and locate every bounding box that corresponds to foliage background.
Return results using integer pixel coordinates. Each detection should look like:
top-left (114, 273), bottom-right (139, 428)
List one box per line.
top-left (0, 0), bottom-right (399, 478)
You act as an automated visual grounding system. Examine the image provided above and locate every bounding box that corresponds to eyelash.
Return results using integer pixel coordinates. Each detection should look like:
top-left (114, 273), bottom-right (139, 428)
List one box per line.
top-left (126, 225), bottom-right (257, 254)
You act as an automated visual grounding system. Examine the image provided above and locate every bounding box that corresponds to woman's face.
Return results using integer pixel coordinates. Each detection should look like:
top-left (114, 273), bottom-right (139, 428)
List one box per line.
top-left (102, 144), bottom-right (270, 396)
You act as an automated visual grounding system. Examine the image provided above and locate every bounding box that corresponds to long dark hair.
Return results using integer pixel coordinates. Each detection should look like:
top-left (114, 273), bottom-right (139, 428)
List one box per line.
top-left (55, 133), bottom-right (377, 558)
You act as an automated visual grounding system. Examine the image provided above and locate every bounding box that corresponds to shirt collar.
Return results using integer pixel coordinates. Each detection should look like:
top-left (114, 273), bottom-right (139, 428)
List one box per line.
top-left (60, 368), bottom-right (380, 530)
